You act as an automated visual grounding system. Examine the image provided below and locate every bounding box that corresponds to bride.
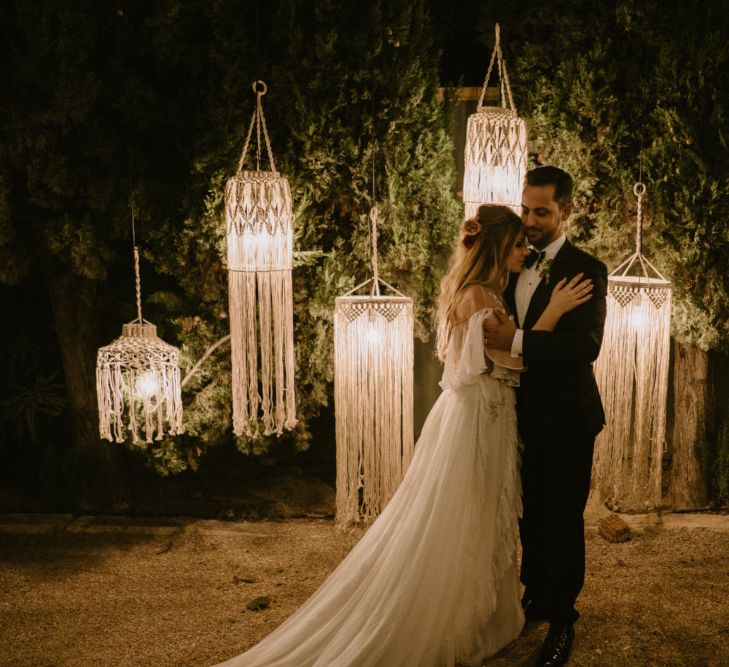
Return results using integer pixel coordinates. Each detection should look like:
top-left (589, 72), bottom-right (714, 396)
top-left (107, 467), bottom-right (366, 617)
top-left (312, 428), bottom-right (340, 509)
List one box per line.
top-left (217, 205), bottom-right (593, 667)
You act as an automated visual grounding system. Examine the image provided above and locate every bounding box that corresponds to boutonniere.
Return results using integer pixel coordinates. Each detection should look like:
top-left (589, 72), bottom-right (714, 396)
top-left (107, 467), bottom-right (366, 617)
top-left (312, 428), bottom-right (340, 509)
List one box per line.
top-left (538, 257), bottom-right (553, 284)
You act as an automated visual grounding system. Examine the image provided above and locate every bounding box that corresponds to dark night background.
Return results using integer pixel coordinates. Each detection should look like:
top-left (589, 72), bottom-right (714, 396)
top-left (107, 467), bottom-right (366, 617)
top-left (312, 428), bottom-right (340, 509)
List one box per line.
top-left (1, 0), bottom-right (727, 515)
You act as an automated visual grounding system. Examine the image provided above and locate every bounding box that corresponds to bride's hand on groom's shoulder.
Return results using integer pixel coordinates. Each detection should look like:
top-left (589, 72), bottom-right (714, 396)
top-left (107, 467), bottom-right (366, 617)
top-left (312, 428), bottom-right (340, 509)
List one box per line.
top-left (548, 273), bottom-right (593, 316)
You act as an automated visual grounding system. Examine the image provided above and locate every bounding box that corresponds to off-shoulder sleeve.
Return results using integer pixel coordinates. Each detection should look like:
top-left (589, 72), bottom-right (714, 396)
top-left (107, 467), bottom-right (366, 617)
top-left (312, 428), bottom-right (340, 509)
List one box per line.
top-left (440, 309), bottom-right (491, 390)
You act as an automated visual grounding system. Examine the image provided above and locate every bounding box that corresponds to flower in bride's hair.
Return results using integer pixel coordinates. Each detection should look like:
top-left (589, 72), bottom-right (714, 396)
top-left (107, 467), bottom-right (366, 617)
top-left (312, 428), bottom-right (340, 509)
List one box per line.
top-left (461, 220), bottom-right (481, 248)
top-left (462, 220), bottom-right (482, 237)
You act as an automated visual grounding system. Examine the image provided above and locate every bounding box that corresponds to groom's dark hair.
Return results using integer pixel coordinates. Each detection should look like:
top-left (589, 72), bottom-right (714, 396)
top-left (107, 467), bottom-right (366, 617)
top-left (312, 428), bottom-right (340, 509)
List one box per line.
top-left (525, 166), bottom-right (573, 210)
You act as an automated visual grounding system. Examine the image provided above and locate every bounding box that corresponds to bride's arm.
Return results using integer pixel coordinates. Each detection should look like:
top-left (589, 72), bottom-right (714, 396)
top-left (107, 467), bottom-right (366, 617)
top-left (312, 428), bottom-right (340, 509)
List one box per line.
top-left (451, 284), bottom-right (500, 324)
top-left (453, 285), bottom-right (520, 372)
top-left (532, 274), bottom-right (593, 332)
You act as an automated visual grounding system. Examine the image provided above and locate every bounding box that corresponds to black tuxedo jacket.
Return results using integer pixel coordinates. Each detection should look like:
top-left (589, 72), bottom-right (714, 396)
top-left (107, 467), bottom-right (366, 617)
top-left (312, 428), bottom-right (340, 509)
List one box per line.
top-left (504, 240), bottom-right (608, 441)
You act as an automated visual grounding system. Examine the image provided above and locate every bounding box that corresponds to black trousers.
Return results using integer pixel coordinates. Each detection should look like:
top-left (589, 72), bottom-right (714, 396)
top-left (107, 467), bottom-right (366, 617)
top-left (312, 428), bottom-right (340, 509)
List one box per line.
top-left (519, 427), bottom-right (595, 626)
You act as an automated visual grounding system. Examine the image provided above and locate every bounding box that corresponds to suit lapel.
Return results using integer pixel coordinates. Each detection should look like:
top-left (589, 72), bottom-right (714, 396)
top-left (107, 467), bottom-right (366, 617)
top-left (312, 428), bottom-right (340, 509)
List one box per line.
top-left (524, 280), bottom-right (551, 330)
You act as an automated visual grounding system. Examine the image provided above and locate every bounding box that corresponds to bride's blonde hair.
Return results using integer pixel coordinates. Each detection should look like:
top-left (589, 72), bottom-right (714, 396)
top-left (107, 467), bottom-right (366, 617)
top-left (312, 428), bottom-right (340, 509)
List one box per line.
top-left (435, 205), bottom-right (522, 361)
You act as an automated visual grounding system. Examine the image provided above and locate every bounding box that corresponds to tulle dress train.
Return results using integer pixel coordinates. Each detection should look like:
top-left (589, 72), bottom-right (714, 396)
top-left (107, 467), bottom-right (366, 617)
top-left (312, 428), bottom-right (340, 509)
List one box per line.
top-left (217, 309), bottom-right (524, 666)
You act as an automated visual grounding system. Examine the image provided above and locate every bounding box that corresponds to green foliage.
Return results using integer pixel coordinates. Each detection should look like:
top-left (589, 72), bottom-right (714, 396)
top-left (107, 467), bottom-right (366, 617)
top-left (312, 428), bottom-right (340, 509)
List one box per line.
top-left (0, 0), bottom-right (460, 473)
top-left (472, 0), bottom-right (729, 503)
top-left (478, 0), bottom-right (729, 350)
top-left (0, 324), bottom-right (67, 446)
top-left (0, 293), bottom-right (70, 503)
top-left (6, 0), bottom-right (724, 488)
top-left (256, 0), bottom-right (460, 455)
top-left (0, 372), bottom-right (67, 445)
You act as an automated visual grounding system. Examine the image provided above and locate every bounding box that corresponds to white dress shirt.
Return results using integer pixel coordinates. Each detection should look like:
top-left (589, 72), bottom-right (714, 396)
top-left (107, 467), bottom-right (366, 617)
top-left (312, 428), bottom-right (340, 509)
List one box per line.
top-left (511, 234), bottom-right (567, 358)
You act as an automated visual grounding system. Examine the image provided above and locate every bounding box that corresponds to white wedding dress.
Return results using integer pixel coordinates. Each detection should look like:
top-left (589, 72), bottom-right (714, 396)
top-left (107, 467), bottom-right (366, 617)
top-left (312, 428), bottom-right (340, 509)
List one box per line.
top-left (218, 309), bottom-right (524, 667)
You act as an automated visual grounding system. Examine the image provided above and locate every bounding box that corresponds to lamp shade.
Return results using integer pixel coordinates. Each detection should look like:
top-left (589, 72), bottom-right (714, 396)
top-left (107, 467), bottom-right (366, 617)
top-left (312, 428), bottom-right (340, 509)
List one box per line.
top-left (463, 106), bottom-right (527, 218)
top-left (334, 293), bottom-right (414, 526)
top-left (592, 183), bottom-right (671, 511)
top-left (593, 276), bottom-right (671, 511)
top-left (225, 170), bottom-right (293, 272)
top-left (97, 321), bottom-right (184, 444)
top-left (463, 24), bottom-right (527, 218)
top-left (225, 82), bottom-right (296, 438)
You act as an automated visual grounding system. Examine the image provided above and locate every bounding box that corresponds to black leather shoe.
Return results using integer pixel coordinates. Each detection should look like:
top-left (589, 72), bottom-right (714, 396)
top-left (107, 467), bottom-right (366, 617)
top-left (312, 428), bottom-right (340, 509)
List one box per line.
top-left (535, 623), bottom-right (574, 666)
top-left (522, 597), bottom-right (549, 622)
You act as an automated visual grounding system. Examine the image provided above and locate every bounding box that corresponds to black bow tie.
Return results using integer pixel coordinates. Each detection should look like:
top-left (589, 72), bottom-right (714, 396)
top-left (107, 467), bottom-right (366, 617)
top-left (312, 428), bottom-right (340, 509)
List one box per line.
top-left (524, 249), bottom-right (546, 270)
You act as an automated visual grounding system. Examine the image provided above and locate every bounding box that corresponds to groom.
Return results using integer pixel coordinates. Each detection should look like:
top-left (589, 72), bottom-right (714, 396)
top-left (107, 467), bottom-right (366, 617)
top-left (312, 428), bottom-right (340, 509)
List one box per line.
top-left (484, 166), bottom-right (607, 666)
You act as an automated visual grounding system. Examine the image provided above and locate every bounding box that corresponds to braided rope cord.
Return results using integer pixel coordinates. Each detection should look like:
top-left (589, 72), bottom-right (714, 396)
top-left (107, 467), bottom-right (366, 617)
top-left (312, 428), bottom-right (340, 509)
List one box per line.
top-left (237, 80), bottom-right (276, 174)
top-left (609, 181), bottom-right (667, 281)
top-left (634, 181), bottom-right (645, 256)
top-left (477, 23), bottom-right (517, 113)
top-left (133, 246), bottom-right (143, 323)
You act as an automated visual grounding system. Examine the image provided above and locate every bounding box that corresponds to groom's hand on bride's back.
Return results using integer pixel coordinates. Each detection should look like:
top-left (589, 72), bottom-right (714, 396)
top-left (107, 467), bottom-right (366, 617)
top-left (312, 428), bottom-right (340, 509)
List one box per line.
top-left (483, 310), bottom-right (516, 351)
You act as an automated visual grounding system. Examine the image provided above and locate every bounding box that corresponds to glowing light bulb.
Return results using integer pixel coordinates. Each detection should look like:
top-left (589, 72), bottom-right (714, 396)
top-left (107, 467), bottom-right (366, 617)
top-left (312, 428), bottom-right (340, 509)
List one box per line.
top-left (629, 292), bottom-right (647, 331)
top-left (136, 370), bottom-right (159, 399)
top-left (486, 165), bottom-right (510, 200)
top-left (366, 327), bottom-right (382, 345)
top-left (630, 309), bottom-right (645, 330)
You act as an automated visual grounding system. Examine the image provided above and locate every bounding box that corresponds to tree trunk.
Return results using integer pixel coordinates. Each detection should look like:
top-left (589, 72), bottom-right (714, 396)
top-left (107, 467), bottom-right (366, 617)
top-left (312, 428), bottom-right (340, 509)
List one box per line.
top-left (668, 340), bottom-right (709, 509)
top-left (46, 274), bottom-right (129, 512)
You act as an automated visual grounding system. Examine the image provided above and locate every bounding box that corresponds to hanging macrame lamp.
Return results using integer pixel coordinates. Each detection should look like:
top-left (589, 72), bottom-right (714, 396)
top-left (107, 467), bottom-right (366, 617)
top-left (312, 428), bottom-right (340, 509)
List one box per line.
top-left (97, 237), bottom-right (184, 444)
top-left (463, 23), bottom-right (527, 219)
top-left (592, 182), bottom-right (672, 511)
top-left (225, 80), bottom-right (296, 437)
top-left (334, 206), bottom-right (414, 526)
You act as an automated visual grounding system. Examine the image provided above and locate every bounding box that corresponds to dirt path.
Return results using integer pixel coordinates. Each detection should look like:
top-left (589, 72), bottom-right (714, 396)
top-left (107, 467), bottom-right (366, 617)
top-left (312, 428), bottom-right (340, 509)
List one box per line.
top-left (0, 515), bottom-right (727, 666)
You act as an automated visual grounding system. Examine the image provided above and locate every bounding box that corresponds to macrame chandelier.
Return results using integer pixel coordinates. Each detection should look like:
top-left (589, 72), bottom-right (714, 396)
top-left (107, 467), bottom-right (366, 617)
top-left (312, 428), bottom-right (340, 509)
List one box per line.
top-left (225, 80), bottom-right (296, 437)
top-left (334, 206), bottom-right (414, 526)
top-left (463, 23), bottom-right (527, 219)
top-left (97, 221), bottom-right (184, 444)
top-left (593, 182), bottom-right (672, 511)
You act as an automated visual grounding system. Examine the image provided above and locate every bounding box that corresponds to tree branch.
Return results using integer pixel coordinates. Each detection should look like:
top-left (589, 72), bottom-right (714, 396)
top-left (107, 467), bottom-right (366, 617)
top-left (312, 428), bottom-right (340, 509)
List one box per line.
top-left (181, 334), bottom-right (231, 389)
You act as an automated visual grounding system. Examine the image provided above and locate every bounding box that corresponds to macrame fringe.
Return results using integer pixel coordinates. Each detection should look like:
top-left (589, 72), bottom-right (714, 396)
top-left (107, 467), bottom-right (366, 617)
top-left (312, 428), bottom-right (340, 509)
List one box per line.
top-left (593, 284), bottom-right (671, 511)
top-left (334, 297), bottom-right (414, 526)
top-left (229, 269), bottom-right (296, 437)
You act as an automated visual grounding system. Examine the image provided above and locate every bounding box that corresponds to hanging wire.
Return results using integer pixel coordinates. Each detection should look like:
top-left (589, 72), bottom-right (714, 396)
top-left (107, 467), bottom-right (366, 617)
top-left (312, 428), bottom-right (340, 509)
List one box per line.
top-left (340, 65), bottom-right (408, 301)
top-left (127, 148), bottom-right (144, 324)
top-left (638, 144), bottom-right (643, 184)
top-left (128, 195), bottom-right (144, 324)
top-left (254, 0), bottom-right (260, 72)
top-left (370, 207), bottom-right (380, 294)
top-left (370, 96), bottom-right (380, 296)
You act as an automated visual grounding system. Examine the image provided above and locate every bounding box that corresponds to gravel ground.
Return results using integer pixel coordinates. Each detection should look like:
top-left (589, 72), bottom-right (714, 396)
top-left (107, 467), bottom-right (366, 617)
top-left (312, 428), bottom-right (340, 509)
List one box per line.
top-left (0, 515), bottom-right (727, 667)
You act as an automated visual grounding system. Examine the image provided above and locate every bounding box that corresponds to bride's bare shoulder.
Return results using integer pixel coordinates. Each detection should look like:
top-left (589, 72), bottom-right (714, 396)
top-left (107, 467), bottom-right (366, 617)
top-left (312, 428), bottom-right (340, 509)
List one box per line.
top-left (451, 284), bottom-right (501, 325)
